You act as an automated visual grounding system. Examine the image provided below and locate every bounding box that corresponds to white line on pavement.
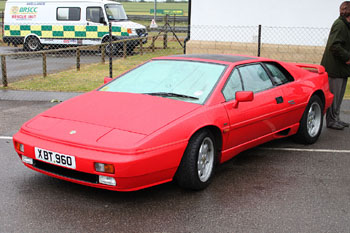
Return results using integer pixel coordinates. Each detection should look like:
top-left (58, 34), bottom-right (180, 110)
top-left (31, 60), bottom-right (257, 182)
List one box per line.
top-left (261, 147), bottom-right (350, 153)
top-left (0, 136), bottom-right (13, 140)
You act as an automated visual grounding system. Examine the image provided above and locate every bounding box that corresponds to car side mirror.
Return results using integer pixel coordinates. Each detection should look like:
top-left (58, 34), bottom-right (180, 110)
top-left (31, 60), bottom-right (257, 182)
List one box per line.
top-left (104, 77), bottom-right (113, 84)
top-left (233, 91), bottom-right (254, 108)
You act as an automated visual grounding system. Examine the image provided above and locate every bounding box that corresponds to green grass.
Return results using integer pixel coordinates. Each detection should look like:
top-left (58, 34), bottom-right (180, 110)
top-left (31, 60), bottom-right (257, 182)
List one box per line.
top-left (2, 47), bottom-right (183, 92)
top-left (123, 2), bottom-right (188, 16)
top-left (0, 1), bottom-right (5, 11)
top-left (134, 19), bottom-right (188, 27)
top-left (346, 84), bottom-right (350, 99)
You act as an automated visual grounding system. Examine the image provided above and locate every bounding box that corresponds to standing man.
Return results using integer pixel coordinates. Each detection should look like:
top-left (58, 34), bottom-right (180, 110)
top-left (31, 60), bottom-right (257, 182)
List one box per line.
top-left (321, 1), bottom-right (350, 130)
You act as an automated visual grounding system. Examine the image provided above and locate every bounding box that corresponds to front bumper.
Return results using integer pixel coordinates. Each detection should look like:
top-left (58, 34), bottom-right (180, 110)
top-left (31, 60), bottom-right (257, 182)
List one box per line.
top-left (13, 131), bottom-right (186, 191)
top-left (114, 33), bottom-right (148, 47)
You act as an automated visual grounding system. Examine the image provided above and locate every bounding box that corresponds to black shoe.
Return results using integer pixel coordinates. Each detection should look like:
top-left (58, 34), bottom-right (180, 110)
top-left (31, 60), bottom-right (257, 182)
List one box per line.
top-left (327, 122), bottom-right (345, 130)
top-left (338, 121), bottom-right (350, 127)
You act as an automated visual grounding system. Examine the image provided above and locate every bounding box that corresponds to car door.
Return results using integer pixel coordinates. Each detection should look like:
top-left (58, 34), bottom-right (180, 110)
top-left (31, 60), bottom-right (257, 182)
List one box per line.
top-left (222, 63), bottom-right (286, 150)
top-left (263, 62), bottom-right (304, 128)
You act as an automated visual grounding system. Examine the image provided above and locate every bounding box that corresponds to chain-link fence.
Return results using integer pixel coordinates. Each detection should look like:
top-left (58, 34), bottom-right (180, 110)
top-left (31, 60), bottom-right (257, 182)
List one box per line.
top-left (0, 19), bottom-right (186, 91)
top-left (1, 23), bottom-right (330, 93)
top-left (187, 25), bottom-right (329, 64)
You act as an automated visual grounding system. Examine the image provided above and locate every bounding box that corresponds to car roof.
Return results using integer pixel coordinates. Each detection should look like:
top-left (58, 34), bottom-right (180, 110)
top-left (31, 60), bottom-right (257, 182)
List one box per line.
top-left (166, 54), bottom-right (257, 63)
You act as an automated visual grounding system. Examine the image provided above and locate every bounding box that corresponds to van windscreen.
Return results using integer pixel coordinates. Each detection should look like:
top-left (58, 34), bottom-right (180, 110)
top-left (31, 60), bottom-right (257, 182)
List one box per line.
top-left (105, 4), bottom-right (127, 21)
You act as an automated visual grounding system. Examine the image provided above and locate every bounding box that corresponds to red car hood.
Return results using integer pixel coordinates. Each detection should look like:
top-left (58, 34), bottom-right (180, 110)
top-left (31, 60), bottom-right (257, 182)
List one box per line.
top-left (22, 91), bottom-right (200, 148)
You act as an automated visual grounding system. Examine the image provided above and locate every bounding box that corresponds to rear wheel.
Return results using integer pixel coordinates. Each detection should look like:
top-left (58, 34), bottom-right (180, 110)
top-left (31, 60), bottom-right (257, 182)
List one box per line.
top-left (176, 130), bottom-right (217, 190)
top-left (24, 36), bottom-right (42, 51)
top-left (294, 95), bottom-right (323, 144)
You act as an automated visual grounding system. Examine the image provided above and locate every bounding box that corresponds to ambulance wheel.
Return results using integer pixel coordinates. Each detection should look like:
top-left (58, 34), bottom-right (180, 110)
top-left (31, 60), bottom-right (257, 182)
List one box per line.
top-left (24, 36), bottom-right (43, 51)
top-left (105, 43), bottom-right (115, 56)
top-left (102, 37), bottom-right (116, 56)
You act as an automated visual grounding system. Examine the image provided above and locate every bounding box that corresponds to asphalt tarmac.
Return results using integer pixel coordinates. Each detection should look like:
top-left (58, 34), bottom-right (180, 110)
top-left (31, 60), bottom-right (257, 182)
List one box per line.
top-left (1, 94), bottom-right (350, 232)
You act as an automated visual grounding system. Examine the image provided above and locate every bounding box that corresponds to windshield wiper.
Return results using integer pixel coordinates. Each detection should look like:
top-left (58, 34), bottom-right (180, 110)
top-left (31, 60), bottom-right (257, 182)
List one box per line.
top-left (144, 92), bottom-right (199, 100)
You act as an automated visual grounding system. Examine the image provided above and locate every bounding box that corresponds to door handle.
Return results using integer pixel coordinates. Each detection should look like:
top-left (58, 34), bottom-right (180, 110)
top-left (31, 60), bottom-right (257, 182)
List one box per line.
top-left (275, 96), bottom-right (283, 104)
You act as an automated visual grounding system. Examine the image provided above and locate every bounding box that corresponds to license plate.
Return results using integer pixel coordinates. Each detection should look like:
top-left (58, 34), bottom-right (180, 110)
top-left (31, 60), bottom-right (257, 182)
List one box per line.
top-left (35, 147), bottom-right (76, 169)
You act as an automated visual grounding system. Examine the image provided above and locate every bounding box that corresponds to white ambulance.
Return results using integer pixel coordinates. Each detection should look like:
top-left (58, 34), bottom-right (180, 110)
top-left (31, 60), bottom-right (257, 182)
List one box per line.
top-left (3, 0), bottom-right (148, 52)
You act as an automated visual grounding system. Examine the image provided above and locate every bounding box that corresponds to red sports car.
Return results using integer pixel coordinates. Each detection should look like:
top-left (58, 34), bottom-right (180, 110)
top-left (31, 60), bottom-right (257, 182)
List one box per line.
top-left (13, 54), bottom-right (333, 191)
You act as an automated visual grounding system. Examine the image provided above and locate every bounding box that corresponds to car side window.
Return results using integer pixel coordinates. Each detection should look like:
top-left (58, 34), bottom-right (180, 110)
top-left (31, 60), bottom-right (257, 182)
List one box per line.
top-left (239, 64), bottom-right (273, 93)
top-left (265, 63), bottom-right (292, 85)
top-left (87, 7), bottom-right (104, 23)
top-left (222, 69), bottom-right (243, 101)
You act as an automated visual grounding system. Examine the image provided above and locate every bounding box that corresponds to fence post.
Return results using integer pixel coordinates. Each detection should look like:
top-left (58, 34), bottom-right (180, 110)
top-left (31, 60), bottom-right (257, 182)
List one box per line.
top-left (257, 24), bottom-right (262, 57)
top-left (139, 38), bottom-right (143, 55)
top-left (42, 52), bottom-right (47, 77)
top-left (173, 14), bottom-right (176, 40)
top-left (109, 22), bottom-right (113, 78)
top-left (1, 11), bottom-right (4, 36)
top-left (152, 36), bottom-right (155, 52)
top-left (163, 14), bottom-right (168, 49)
top-left (123, 40), bottom-right (127, 59)
top-left (76, 48), bottom-right (80, 71)
top-left (1, 55), bottom-right (7, 87)
top-left (163, 33), bottom-right (168, 49)
top-left (101, 44), bottom-right (105, 64)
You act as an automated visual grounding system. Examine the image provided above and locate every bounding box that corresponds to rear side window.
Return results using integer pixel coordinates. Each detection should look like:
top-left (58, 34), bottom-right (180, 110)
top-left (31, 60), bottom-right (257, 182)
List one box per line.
top-left (239, 64), bottom-right (273, 93)
top-left (57, 7), bottom-right (81, 21)
top-left (264, 63), bottom-right (293, 85)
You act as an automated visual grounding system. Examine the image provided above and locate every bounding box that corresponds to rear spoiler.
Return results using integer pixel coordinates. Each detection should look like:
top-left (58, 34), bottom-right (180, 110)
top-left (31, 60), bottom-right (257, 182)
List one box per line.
top-left (294, 63), bottom-right (326, 74)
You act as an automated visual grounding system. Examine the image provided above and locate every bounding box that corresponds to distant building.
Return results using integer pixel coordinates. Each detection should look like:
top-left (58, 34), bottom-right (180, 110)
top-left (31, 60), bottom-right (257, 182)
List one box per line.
top-left (186, 0), bottom-right (344, 63)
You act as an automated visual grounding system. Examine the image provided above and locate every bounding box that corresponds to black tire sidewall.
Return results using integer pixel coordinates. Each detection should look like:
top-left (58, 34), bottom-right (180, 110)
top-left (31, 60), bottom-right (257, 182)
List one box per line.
top-left (295, 95), bottom-right (323, 144)
top-left (175, 130), bottom-right (218, 190)
top-left (24, 37), bottom-right (42, 51)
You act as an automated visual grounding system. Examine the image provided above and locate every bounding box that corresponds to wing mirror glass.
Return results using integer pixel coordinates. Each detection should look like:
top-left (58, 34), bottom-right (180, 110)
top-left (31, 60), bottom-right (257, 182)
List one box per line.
top-left (233, 91), bottom-right (254, 108)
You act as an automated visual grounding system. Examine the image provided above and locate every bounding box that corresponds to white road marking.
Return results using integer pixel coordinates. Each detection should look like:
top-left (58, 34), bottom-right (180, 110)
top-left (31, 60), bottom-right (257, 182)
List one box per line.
top-left (261, 147), bottom-right (350, 153)
top-left (0, 136), bottom-right (13, 140)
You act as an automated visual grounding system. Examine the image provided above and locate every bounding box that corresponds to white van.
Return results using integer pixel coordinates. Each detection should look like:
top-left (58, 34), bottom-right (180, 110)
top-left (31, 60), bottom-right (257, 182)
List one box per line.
top-left (3, 0), bottom-right (148, 52)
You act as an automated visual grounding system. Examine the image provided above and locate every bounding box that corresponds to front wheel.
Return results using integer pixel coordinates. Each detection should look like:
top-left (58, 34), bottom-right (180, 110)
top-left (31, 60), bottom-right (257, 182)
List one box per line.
top-left (24, 36), bottom-right (42, 51)
top-left (101, 37), bottom-right (117, 56)
top-left (294, 95), bottom-right (323, 144)
top-left (175, 130), bottom-right (217, 190)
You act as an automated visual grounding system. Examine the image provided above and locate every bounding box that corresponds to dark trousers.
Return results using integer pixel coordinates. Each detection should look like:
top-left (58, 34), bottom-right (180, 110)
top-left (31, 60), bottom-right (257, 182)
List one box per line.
top-left (326, 76), bottom-right (348, 126)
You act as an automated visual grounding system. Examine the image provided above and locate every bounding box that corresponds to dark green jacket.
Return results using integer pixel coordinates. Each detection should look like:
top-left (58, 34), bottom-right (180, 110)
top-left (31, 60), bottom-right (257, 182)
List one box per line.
top-left (321, 16), bottom-right (350, 78)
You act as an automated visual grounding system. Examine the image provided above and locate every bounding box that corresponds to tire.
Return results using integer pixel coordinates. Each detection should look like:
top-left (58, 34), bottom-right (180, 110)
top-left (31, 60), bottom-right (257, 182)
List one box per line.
top-left (101, 37), bottom-right (116, 56)
top-left (24, 36), bottom-right (42, 51)
top-left (175, 130), bottom-right (218, 190)
top-left (294, 95), bottom-right (323, 144)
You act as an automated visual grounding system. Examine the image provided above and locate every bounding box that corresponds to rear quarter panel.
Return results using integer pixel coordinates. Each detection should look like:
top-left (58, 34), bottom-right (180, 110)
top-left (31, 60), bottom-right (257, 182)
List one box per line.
top-left (280, 61), bottom-right (333, 115)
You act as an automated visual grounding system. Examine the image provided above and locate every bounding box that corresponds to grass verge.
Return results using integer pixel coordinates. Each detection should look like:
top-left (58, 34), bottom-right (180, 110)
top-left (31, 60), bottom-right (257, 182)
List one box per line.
top-left (2, 48), bottom-right (182, 92)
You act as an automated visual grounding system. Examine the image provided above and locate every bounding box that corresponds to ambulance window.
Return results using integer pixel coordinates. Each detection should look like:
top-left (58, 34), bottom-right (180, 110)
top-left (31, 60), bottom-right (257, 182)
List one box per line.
top-left (57, 7), bottom-right (81, 21)
top-left (87, 7), bottom-right (104, 23)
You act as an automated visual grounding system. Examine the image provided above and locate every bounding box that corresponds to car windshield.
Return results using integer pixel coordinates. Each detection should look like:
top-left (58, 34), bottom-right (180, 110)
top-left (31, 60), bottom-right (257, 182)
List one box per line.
top-left (99, 60), bottom-right (227, 104)
top-left (105, 4), bottom-right (128, 21)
